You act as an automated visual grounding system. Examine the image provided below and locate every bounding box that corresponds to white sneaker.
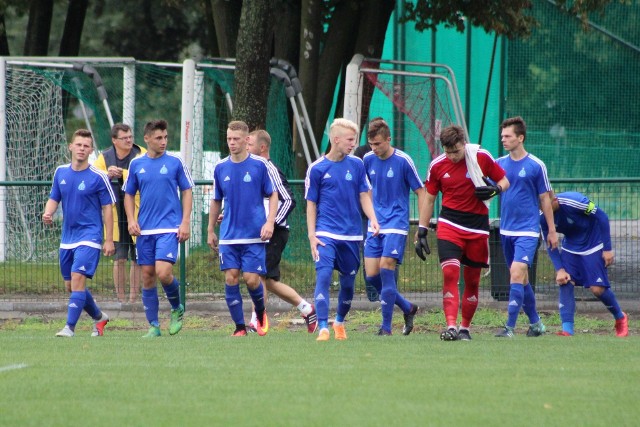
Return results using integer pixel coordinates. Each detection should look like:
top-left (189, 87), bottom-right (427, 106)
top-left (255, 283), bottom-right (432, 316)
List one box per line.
top-left (91, 312), bottom-right (110, 337)
top-left (56, 325), bottom-right (74, 337)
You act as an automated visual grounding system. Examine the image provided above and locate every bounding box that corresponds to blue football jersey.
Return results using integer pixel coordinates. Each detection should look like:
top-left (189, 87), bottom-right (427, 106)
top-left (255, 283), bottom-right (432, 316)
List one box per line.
top-left (212, 154), bottom-right (275, 244)
top-left (305, 155), bottom-right (371, 240)
top-left (363, 149), bottom-right (423, 234)
top-left (541, 191), bottom-right (612, 255)
top-left (49, 165), bottom-right (115, 249)
top-left (497, 153), bottom-right (552, 237)
top-left (123, 152), bottom-right (193, 234)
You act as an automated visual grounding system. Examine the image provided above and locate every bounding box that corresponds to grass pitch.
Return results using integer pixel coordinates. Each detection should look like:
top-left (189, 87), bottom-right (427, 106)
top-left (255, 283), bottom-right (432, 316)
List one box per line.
top-left (1, 310), bottom-right (639, 427)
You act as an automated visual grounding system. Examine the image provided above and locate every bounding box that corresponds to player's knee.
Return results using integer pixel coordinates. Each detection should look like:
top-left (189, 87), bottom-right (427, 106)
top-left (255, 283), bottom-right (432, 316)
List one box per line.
top-left (590, 285), bottom-right (605, 297)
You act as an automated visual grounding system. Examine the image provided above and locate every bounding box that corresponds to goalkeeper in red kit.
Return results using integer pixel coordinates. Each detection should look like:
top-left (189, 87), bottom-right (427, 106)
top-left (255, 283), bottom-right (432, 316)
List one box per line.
top-left (415, 125), bottom-right (509, 341)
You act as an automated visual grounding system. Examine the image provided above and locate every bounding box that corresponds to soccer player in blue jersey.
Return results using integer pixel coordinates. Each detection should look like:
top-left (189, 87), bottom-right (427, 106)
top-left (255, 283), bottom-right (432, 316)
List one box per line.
top-left (494, 116), bottom-right (558, 338)
top-left (123, 120), bottom-right (193, 338)
top-left (207, 121), bottom-right (278, 337)
top-left (541, 191), bottom-right (628, 337)
top-left (362, 118), bottom-right (423, 335)
top-left (305, 118), bottom-right (380, 341)
top-left (246, 130), bottom-right (317, 333)
top-left (43, 129), bottom-right (115, 337)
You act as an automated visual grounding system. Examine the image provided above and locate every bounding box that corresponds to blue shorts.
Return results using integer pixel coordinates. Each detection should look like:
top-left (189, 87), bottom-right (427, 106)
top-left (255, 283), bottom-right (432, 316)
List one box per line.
top-left (136, 233), bottom-right (178, 266)
top-left (364, 232), bottom-right (407, 264)
top-left (218, 243), bottom-right (266, 274)
top-left (561, 250), bottom-right (610, 288)
top-left (315, 238), bottom-right (360, 275)
top-left (59, 246), bottom-right (101, 280)
top-left (501, 235), bottom-right (539, 267)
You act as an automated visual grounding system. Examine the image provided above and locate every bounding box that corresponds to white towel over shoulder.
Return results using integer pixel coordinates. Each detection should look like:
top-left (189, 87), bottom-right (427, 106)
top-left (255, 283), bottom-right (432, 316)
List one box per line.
top-left (465, 143), bottom-right (490, 208)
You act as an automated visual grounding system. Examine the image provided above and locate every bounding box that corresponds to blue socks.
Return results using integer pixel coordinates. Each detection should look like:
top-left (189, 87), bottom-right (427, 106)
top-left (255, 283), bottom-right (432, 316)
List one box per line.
top-left (66, 291), bottom-right (86, 330)
top-left (558, 283), bottom-right (576, 332)
top-left (248, 282), bottom-right (266, 319)
top-left (380, 268), bottom-right (396, 332)
top-left (335, 273), bottom-right (355, 322)
top-left (142, 287), bottom-right (160, 327)
top-left (521, 283), bottom-right (540, 324)
top-left (314, 268), bottom-right (332, 326)
top-left (83, 289), bottom-right (100, 319)
top-left (162, 277), bottom-right (181, 310)
top-left (597, 288), bottom-right (624, 319)
top-left (225, 284), bottom-right (245, 326)
top-left (506, 284), bottom-right (524, 328)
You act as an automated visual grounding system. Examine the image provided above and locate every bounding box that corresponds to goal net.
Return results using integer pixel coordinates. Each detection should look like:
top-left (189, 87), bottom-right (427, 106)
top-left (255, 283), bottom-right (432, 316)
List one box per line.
top-left (344, 56), bottom-right (467, 168)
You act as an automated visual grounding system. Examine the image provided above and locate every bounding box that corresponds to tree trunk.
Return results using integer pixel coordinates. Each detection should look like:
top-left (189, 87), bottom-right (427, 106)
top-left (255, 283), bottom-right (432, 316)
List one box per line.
top-left (210, 0), bottom-right (242, 57)
top-left (0, 13), bottom-right (9, 55)
top-left (202, 0), bottom-right (219, 57)
top-left (312, 1), bottom-right (361, 141)
top-left (233, 0), bottom-right (273, 130)
top-left (59, 0), bottom-right (89, 56)
top-left (24, 0), bottom-right (54, 55)
top-left (273, 0), bottom-right (300, 68)
top-left (352, 0), bottom-right (395, 131)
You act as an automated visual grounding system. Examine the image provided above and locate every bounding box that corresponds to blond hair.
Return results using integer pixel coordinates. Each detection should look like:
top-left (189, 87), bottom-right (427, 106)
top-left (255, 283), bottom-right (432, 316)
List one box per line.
top-left (329, 118), bottom-right (359, 139)
top-left (228, 120), bottom-right (249, 134)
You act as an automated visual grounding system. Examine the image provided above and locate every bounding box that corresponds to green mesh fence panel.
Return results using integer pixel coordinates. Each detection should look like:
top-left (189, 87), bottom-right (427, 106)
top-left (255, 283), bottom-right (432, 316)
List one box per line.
top-left (506, 0), bottom-right (640, 179)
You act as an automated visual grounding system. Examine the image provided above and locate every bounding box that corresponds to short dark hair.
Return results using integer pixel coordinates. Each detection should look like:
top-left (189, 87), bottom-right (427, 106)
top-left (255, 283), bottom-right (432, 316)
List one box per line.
top-left (111, 123), bottom-right (132, 139)
top-left (501, 116), bottom-right (527, 140)
top-left (143, 119), bottom-right (168, 136)
top-left (72, 129), bottom-right (93, 141)
top-left (439, 125), bottom-right (466, 149)
top-left (366, 117), bottom-right (390, 140)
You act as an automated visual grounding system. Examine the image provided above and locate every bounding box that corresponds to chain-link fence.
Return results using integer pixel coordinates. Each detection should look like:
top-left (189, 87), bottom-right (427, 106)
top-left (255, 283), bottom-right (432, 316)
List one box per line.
top-left (1, 179), bottom-right (638, 304)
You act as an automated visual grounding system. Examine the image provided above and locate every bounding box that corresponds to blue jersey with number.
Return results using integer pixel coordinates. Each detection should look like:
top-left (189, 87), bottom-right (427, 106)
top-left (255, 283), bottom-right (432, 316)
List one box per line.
top-left (305, 155), bottom-right (371, 240)
top-left (363, 149), bottom-right (422, 234)
top-left (123, 152), bottom-right (193, 234)
top-left (497, 153), bottom-right (552, 237)
top-left (49, 165), bottom-right (115, 249)
top-left (212, 154), bottom-right (275, 244)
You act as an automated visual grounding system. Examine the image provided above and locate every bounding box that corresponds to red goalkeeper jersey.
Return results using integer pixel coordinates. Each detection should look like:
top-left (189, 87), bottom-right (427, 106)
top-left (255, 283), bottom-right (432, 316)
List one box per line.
top-left (425, 149), bottom-right (505, 233)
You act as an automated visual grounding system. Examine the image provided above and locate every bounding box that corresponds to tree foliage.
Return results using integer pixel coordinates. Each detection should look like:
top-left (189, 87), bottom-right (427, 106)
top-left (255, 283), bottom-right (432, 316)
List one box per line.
top-left (400, 0), bottom-right (627, 39)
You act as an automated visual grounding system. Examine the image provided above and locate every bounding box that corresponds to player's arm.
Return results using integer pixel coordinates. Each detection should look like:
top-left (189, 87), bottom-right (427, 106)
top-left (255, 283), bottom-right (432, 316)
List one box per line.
top-left (207, 199), bottom-right (222, 251)
top-left (42, 199), bottom-right (59, 225)
top-left (360, 191), bottom-right (379, 236)
top-left (124, 193), bottom-right (140, 236)
top-left (593, 206), bottom-right (614, 267)
top-left (540, 192), bottom-right (558, 249)
top-left (415, 189), bottom-right (435, 260)
top-left (306, 200), bottom-right (324, 261)
top-left (261, 191), bottom-right (278, 241)
top-left (177, 188), bottom-right (193, 243)
top-left (101, 204), bottom-right (115, 256)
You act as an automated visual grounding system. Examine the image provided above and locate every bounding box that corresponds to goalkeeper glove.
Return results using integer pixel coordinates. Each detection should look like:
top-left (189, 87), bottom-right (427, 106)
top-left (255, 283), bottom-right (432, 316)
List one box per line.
top-left (474, 177), bottom-right (502, 201)
top-left (415, 226), bottom-right (430, 261)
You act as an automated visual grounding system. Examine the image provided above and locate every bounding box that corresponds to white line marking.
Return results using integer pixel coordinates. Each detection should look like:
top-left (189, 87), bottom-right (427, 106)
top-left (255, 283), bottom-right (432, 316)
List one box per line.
top-left (0, 363), bottom-right (28, 373)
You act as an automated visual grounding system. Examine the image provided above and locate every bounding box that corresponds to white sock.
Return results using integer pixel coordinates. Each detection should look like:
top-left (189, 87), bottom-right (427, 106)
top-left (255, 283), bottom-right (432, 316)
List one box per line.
top-left (297, 300), bottom-right (312, 316)
top-left (250, 311), bottom-right (257, 325)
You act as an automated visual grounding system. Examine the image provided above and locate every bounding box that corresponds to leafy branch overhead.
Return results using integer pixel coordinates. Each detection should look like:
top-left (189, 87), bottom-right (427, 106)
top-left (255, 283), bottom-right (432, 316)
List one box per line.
top-left (400, 0), bottom-right (624, 39)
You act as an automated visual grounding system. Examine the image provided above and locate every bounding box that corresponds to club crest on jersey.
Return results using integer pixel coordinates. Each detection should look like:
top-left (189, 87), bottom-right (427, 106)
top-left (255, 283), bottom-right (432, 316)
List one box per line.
top-left (387, 167), bottom-right (394, 178)
top-left (78, 181), bottom-right (86, 191)
top-left (160, 165), bottom-right (168, 174)
top-left (244, 172), bottom-right (252, 182)
top-left (345, 170), bottom-right (353, 181)
top-left (519, 167), bottom-right (526, 177)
